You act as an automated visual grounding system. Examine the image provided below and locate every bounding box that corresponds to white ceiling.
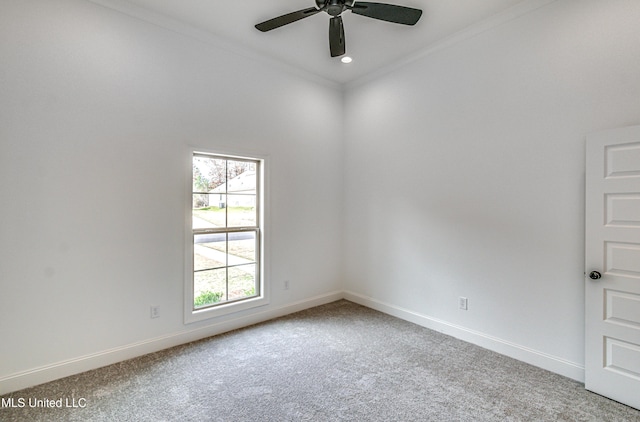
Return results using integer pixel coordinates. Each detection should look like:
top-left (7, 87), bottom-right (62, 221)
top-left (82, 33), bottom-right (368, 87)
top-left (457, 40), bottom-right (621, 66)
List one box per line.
top-left (93, 0), bottom-right (535, 84)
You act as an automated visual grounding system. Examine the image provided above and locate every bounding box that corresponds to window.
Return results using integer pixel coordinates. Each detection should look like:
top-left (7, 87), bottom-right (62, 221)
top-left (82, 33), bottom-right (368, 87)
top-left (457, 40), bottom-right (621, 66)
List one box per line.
top-left (185, 151), bottom-right (266, 323)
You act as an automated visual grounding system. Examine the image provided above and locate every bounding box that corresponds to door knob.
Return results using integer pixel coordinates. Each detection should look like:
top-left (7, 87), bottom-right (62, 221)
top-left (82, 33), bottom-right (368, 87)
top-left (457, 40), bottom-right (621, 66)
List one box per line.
top-left (589, 271), bottom-right (602, 280)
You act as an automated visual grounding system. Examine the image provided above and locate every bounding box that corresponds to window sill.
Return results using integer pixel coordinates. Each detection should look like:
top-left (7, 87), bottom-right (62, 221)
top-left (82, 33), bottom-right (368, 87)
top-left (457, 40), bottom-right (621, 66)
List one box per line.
top-left (184, 294), bottom-right (269, 324)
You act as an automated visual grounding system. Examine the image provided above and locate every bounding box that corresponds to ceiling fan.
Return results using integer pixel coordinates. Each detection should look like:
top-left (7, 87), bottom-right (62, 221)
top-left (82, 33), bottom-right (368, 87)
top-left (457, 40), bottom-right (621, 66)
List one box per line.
top-left (255, 0), bottom-right (423, 57)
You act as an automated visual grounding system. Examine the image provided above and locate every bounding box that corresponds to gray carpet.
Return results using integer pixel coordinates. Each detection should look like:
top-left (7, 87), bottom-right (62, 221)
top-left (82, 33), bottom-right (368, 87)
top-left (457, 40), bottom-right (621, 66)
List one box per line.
top-left (2, 300), bottom-right (639, 421)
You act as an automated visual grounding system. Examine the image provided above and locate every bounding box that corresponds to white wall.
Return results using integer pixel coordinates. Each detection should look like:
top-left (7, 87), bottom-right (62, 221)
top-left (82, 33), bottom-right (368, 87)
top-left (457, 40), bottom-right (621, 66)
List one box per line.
top-left (0, 0), bottom-right (344, 392)
top-left (343, 0), bottom-right (640, 380)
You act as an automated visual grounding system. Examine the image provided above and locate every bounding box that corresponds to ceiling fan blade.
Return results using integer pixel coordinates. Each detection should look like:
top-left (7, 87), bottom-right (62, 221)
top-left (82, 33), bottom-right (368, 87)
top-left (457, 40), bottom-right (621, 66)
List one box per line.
top-left (329, 16), bottom-right (346, 57)
top-left (349, 2), bottom-right (422, 25)
top-left (255, 7), bottom-right (321, 32)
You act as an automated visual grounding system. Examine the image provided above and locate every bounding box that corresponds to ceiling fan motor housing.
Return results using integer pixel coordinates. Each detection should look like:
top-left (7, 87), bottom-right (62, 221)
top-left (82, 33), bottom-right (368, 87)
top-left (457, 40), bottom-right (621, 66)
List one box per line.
top-left (316, 0), bottom-right (356, 16)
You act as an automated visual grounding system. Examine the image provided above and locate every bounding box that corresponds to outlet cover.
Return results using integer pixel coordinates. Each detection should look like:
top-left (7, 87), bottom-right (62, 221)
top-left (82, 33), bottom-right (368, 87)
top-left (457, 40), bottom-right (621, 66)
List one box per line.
top-left (459, 297), bottom-right (468, 310)
top-left (150, 305), bottom-right (160, 318)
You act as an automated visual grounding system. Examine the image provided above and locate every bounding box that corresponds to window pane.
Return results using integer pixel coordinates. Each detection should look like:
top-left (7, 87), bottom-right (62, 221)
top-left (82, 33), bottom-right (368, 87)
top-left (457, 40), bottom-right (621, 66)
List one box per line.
top-left (227, 165), bottom-right (256, 193)
top-left (193, 156), bottom-right (226, 193)
top-left (194, 268), bottom-right (227, 308)
top-left (192, 193), bottom-right (209, 208)
top-left (228, 264), bottom-right (256, 301)
top-left (193, 195), bottom-right (226, 229)
top-left (227, 160), bottom-right (255, 190)
top-left (228, 231), bottom-right (256, 262)
top-left (194, 233), bottom-right (226, 271)
top-left (227, 195), bottom-right (256, 227)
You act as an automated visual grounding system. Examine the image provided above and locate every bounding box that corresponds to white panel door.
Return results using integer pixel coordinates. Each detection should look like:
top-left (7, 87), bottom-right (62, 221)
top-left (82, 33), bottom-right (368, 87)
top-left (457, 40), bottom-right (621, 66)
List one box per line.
top-left (585, 125), bottom-right (640, 410)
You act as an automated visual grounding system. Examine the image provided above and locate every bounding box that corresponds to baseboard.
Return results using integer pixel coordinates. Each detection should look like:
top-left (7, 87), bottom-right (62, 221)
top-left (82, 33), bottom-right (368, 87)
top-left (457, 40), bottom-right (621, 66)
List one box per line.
top-left (343, 291), bottom-right (585, 382)
top-left (0, 290), bottom-right (343, 395)
top-left (1, 289), bottom-right (585, 395)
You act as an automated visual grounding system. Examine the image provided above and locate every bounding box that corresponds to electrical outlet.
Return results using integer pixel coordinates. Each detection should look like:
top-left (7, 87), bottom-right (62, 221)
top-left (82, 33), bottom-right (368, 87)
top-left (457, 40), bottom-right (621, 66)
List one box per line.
top-left (150, 305), bottom-right (160, 319)
top-left (459, 297), bottom-right (468, 311)
top-left (283, 280), bottom-right (290, 290)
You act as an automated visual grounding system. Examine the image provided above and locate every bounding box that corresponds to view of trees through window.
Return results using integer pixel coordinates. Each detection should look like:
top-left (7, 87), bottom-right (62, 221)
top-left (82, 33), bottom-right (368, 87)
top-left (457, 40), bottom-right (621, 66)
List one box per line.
top-left (191, 154), bottom-right (260, 309)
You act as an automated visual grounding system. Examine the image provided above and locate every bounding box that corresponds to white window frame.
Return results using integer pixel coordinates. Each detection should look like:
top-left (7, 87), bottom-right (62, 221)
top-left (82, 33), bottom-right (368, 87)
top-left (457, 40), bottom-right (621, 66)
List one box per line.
top-left (184, 147), bottom-right (269, 324)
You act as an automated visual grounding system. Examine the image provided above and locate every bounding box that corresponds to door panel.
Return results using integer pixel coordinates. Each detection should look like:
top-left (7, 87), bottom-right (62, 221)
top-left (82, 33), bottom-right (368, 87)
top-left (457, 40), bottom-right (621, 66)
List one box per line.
top-left (606, 194), bottom-right (640, 227)
top-left (605, 242), bottom-right (640, 276)
top-left (605, 289), bottom-right (640, 327)
top-left (605, 141), bottom-right (640, 177)
top-left (586, 125), bottom-right (640, 410)
top-left (604, 337), bottom-right (640, 379)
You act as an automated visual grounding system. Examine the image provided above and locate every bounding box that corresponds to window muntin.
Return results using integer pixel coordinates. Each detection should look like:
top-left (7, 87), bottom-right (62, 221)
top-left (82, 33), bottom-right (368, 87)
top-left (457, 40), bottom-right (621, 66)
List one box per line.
top-left (191, 153), bottom-right (261, 311)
